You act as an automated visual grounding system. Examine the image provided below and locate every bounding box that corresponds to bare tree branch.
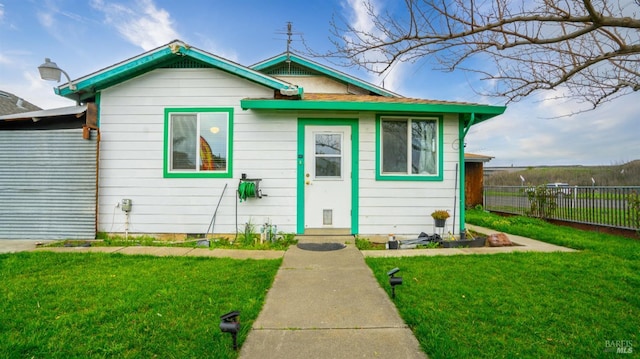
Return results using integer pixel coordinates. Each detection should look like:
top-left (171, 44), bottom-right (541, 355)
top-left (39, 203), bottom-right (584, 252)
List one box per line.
top-left (322, 0), bottom-right (640, 110)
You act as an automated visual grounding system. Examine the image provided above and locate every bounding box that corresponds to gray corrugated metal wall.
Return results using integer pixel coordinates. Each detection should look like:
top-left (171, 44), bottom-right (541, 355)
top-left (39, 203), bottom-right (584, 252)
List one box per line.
top-left (0, 129), bottom-right (97, 239)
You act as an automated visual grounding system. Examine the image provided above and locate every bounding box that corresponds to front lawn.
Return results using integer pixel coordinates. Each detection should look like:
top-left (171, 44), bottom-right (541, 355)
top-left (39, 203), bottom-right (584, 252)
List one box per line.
top-left (366, 210), bottom-right (639, 358)
top-left (0, 252), bottom-right (281, 358)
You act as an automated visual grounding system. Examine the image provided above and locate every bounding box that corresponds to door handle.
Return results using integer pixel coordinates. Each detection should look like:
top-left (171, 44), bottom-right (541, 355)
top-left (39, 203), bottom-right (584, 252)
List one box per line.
top-left (306, 180), bottom-right (311, 185)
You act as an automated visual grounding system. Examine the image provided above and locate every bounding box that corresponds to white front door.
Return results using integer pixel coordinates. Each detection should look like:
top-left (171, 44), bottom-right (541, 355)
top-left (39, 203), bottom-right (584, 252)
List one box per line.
top-left (304, 125), bottom-right (352, 230)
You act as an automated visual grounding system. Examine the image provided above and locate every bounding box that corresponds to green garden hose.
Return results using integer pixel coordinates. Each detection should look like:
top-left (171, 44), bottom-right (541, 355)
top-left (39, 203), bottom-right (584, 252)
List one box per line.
top-left (238, 181), bottom-right (256, 202)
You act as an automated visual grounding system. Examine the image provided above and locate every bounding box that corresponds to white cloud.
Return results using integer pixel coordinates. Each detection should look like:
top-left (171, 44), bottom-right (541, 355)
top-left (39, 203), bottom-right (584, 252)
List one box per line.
top-left (466, 93), bottom-right (639, 166)
top-left (0, 3), bottom-right (5, 23)
top-left (341, 0), bottom-right (408, 93)
top-left (3, 70), bottom-right (76, 110)
top-left (90, 0), bottom-right (180, 51)
top-left (37, 11), bottom-right (54, 28)
top-left (0, 53), bottom-right (11, 65)
top-left (344, 0), bottom-right (376, 33)
top-left (192, 33), bottom-right (239, 63)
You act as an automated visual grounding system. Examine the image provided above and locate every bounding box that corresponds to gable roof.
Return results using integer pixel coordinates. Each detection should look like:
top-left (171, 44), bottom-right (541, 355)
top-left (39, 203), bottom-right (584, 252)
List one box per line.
top-left (55, 40), bottom-right (301, 102)
top-left (50, 40), bottom-right (506, 125)
top-left (251, 52), bottom-right (400, 98)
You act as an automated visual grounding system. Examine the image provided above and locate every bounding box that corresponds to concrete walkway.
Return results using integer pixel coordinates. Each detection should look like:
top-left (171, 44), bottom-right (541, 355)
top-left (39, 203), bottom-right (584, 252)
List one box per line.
top-left (238, 235), bottom-right (427, 359)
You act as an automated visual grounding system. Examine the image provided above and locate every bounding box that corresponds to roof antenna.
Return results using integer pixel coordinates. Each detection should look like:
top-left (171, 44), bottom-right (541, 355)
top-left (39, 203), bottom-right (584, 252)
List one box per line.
top-left (275, 22), bottom-right (302, 74)
top-left (286, 22), bottom-right (293, 62)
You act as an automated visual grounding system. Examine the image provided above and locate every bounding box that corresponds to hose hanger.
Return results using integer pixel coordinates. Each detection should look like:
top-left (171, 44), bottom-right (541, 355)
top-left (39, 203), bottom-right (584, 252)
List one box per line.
top-left (238, 177), bottom-right (262, 202)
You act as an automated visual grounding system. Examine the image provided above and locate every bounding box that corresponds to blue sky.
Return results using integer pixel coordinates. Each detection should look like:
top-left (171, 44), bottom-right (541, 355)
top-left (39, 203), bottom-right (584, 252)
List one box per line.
top-left (0, 0), bottom-right (637, 167)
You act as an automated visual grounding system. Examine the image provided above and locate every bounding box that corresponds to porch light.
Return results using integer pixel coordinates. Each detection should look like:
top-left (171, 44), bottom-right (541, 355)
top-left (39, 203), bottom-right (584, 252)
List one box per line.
top-left (38, 58), bottom-right (77, 90)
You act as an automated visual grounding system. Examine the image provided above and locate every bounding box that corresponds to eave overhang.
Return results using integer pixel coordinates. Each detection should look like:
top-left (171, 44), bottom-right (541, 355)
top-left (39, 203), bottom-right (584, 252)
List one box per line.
top-left (241, 96), bottom-right (506, 123)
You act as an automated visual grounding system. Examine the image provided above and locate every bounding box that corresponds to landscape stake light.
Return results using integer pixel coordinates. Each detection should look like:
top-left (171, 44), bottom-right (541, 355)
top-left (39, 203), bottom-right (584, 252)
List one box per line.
top-left (219, 310), bottom-right (240, 350)
top-left (387, 267), bottom-right (403, 299)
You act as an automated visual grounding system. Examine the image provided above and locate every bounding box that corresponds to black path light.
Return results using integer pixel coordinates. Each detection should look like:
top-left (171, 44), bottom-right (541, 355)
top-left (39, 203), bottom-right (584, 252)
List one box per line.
top-left (387, 267), bottom-right (403, 299)
top-left (219, 310), bottom-right (240, 350)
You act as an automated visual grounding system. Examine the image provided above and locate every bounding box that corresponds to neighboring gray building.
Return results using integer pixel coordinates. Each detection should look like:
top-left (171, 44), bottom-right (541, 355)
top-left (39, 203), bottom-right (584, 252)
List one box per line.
top-left (0, 90), bottom-right (41, 116)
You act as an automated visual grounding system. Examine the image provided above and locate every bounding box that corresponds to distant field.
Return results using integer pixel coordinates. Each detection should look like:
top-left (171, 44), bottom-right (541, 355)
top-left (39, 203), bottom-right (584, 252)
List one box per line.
top-left (486, 159), bottom-right (640, 186)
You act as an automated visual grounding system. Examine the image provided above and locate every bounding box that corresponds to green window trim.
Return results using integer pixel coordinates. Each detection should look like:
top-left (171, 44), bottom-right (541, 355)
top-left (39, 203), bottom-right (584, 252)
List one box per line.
top-left (163, 107), bottom-right (234, 178)
top-left (375, 114), bottom-right (443, 181)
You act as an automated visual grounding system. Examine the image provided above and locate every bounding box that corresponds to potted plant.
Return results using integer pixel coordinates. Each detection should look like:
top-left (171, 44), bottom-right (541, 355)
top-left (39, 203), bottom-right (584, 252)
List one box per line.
top-left (431, 210), bottom-right (450, 227)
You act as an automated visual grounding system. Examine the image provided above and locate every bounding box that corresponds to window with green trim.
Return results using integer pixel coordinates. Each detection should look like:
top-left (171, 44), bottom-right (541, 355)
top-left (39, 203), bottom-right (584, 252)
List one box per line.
top-left (164, 108), bottom-right (233, 178)
top-left (377, 116), bottom-right (441, 180)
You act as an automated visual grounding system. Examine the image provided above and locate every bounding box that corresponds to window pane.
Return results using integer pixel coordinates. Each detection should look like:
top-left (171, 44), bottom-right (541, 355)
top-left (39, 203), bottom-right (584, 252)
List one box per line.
top-left (411, 120), bottom-right (437, 174)
top-left (171, 114), bottom-right (197, 170)
top-left (316, 157), bottom-right (341, 177)
top-left (199, 113), bottom-right (228, 171)
top-left (382, 120), bottom-right (407, 173)
top-left (315, 133), bottom-right (342, 177)
top-left (315, 134), bottom-right (341, 155)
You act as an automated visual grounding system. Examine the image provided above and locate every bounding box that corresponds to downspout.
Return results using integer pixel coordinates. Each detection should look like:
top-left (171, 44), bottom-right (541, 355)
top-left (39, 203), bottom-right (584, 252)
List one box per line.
top-left (458, 112), bottom-right (477, 235)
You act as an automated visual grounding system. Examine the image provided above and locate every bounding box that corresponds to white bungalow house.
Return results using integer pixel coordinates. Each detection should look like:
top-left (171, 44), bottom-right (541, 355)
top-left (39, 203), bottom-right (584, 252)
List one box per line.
top-left (48, 40), bottom-right (505, 239)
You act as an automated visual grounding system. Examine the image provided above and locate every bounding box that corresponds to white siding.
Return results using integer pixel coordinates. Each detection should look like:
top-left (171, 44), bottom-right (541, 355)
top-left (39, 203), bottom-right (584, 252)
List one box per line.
top-left (276, 75), bottom-right (369, 94)
top-left (98, 68), bottom-right (298, 235)
top-left (98, 68), bottom-right (462, 237)
top-left (357, 113), bottom-right (461, 237)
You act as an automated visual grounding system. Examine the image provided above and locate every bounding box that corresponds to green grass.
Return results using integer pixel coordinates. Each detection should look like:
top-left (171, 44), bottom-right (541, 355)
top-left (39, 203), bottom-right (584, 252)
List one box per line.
top-left (366, 210), bottom-right (639, 358)
top-left (0, 252), bottom-right (281, 358)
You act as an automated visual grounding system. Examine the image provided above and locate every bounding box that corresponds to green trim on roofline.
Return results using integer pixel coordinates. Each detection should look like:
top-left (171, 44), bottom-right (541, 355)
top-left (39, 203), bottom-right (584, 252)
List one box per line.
top-left (251, 53), bottom-right (399, 98)
top-left (242, 99), bottom-right (506, 123)
top-left (56, 41), bottom-right (297, 100)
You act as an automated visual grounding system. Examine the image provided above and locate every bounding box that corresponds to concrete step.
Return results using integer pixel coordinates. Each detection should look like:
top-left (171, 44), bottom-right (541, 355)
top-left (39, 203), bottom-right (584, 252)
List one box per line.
top-left (295, 234), bottom-right (354, 244)
top-left (303, 228), bottom-right (352, 235)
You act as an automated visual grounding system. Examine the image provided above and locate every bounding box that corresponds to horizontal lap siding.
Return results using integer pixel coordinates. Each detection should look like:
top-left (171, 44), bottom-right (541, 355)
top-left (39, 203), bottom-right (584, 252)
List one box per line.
top-left (98, 68), bottom-right (297, 235)
top-left (357, 113), bottom-right (460, 236)
top-left (99, 68), bottom-right (462, 237)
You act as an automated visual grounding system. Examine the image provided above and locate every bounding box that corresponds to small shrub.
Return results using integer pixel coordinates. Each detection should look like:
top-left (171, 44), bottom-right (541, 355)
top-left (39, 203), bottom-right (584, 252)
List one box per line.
top-left (355, 236), bottom-right (375, 250)
top-left (523, 185), bottom-right (557, 219)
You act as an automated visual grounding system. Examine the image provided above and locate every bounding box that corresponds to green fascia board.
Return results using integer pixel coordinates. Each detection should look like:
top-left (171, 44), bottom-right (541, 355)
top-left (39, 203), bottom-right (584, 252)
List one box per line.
top-left (242, 99), bottom-right (506, 123)
top-left (251, 53), bottom-right (399, 98)
top-left (57, 43), bottom-right (296, 99)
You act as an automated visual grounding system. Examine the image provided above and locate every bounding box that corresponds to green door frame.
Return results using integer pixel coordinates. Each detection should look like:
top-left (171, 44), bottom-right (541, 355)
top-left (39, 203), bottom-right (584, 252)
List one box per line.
top-left (296, 118), bottom-right (359, 234)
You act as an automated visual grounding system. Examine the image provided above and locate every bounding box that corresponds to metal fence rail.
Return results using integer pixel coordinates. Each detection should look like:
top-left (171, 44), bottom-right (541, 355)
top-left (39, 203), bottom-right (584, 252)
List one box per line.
top-left (484, 186), bottom-right (640, 231)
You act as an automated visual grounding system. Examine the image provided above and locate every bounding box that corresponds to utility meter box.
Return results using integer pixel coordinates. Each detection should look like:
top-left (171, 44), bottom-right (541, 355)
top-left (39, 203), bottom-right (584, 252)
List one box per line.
top-left (121, 199), bottom-right (132, 212)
